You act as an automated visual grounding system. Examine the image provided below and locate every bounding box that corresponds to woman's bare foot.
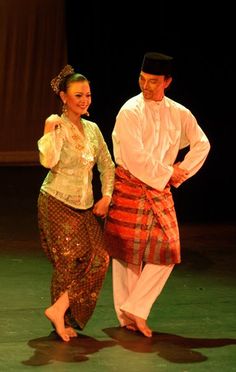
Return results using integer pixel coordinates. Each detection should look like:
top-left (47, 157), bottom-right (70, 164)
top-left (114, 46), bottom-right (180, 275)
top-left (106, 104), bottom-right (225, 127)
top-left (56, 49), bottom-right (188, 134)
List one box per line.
top-left (123, 311), bottom-right (152, 337)
top-left (65, 327), bottom-right (78, 338)
top-left (45, 306), bottom-right (70, 342)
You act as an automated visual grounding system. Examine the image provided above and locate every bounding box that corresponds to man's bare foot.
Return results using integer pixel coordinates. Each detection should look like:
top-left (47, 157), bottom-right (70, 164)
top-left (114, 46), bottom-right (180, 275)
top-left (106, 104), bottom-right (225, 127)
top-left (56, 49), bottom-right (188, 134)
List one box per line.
top-left (45, 307), bottom-right (70, 342)
top-left (122, 311), bottom-right (152, 337)
top-left (125, 323), bottom-right (138, 331)
top-left (65, 327), bottom-right (78, 338)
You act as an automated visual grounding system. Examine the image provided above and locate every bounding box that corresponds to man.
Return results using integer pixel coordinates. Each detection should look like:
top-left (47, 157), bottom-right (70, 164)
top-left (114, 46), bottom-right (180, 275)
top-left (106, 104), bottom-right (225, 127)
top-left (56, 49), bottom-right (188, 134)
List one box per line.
top-left (104, 52), bottom-right (210, 337)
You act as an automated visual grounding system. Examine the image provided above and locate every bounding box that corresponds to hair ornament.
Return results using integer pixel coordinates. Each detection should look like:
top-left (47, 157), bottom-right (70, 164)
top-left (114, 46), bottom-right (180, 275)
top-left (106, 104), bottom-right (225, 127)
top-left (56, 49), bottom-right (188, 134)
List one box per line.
top-left (50, 64), bottom-right (75, 94)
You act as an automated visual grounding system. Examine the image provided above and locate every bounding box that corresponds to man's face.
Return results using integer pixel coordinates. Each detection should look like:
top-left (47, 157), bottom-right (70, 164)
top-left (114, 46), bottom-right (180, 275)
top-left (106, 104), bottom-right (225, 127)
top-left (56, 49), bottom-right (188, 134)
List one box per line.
top-left (139, 72), bottom-right (172, 101)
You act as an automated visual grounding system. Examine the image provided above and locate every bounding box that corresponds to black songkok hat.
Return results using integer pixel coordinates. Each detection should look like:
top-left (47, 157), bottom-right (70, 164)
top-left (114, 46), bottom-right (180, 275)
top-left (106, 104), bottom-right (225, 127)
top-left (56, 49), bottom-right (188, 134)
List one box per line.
top-left (141, 52), bottom-right (173, 75)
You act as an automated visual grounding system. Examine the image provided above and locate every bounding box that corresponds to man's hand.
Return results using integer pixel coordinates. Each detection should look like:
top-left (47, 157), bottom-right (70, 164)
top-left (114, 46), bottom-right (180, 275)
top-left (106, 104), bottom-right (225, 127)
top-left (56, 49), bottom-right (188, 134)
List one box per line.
top-left (170, 162), bottom-right (189, 186)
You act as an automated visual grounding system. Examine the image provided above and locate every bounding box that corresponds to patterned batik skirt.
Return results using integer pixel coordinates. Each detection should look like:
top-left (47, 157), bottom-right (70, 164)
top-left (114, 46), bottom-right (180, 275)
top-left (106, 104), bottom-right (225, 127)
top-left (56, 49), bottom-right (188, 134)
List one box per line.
top-left (38, 192), bottom-right (109, 330)
top-left (104, 166), bottom-right (181, 266)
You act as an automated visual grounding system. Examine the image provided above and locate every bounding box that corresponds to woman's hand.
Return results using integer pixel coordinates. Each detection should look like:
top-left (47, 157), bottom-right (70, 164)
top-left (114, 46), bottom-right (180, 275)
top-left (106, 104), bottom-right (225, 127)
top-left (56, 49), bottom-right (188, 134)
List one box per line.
top-left (44, 114), bottom-right (62, 134)
top-left (93, 196), bottom-right (111, 219)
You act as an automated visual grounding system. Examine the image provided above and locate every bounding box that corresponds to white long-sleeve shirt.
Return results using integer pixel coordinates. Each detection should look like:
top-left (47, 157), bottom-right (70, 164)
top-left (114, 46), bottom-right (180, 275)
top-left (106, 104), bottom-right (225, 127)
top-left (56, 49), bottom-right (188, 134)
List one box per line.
top-left (112, 93), bottom-right (210, 191)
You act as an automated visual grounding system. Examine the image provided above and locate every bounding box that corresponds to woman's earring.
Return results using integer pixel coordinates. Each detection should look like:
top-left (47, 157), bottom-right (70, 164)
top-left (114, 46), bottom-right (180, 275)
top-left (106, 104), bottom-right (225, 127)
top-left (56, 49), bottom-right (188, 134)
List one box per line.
top-left (62, 102), bottom-right (68, 114)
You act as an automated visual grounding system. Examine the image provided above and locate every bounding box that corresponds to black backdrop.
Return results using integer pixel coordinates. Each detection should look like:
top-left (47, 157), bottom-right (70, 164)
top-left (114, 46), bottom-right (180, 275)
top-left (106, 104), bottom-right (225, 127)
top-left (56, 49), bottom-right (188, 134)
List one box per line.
top-left (64, 1), bottom-right (235, 224)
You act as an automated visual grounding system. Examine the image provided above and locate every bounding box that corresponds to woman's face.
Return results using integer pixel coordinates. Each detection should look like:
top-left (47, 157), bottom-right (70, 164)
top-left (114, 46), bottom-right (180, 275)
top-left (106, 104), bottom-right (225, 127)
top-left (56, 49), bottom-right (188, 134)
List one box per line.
top-left (60, 81), bottom-right (91, 116)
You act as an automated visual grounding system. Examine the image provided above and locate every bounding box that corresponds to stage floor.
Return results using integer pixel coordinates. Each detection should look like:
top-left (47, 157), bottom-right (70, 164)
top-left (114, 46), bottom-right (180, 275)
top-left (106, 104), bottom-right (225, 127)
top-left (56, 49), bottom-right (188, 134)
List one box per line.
top-left (0, 166), bottom-right (235, 371)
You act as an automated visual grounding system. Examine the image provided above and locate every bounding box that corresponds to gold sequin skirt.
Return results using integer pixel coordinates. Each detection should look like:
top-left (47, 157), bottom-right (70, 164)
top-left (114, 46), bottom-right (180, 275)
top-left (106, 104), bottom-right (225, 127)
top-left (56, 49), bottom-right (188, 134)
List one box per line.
top-left (38, 192), bottom-right (109, 329)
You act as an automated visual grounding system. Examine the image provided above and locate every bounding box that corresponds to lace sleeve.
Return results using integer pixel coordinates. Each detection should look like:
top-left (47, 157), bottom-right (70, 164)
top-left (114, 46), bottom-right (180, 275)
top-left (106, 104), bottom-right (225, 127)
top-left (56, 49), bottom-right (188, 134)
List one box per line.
top-left (38, 126), bottom-right (64, 169)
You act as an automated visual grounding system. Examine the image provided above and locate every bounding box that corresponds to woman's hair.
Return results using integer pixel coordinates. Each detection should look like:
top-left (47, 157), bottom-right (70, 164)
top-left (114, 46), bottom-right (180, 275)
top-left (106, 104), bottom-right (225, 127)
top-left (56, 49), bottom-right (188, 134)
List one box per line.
top-left (59, 73), bottom-right (89, 93)
top-left (50, 65), bottom-right (89, 95)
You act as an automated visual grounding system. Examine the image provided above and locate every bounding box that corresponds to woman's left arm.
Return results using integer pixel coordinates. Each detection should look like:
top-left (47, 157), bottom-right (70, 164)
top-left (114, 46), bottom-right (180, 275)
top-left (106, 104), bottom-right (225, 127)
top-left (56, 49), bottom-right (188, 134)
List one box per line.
top-left (92, 126), bottom-right (115, 217)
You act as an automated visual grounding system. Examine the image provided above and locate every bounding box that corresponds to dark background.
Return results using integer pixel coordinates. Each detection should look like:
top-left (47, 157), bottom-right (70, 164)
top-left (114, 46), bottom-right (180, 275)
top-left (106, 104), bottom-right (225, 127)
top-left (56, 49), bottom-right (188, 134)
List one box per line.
top-left (62, 1), bottom-right (235, 224)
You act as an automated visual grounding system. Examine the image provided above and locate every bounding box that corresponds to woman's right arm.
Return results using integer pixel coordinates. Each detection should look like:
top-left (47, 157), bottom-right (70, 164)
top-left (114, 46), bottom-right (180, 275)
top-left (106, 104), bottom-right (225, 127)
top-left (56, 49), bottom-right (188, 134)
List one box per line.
top-left (37, 115), bottom-right (64, 168)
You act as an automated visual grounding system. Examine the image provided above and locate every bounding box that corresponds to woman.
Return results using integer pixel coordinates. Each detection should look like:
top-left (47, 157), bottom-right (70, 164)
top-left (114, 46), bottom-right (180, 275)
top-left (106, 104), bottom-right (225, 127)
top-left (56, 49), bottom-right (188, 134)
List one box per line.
top-left (37, 65), bottom-right (114, 342)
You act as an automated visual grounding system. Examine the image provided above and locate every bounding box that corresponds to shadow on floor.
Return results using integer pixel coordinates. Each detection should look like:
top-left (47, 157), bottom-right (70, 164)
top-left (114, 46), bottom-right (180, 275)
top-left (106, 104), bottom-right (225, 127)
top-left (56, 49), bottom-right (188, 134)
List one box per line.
top-left (22, 331), bottom-right (116, 366)
top-left (103, 327), bottom-right (236, 364)
top-left (22, 327), bottom-right (236, 367)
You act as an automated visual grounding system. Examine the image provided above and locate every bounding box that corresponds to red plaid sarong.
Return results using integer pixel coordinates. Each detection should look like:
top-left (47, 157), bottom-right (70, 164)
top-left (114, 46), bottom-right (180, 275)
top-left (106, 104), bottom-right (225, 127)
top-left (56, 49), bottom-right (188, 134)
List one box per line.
top-left (104, 166), bottom-right (181, 265)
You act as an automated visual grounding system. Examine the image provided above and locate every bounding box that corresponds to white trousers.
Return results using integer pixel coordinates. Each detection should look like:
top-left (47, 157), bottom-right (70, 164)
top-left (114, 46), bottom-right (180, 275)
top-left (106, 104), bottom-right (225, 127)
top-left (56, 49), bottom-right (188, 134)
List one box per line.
top-left (112, 258), bottom-right (174, 326)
